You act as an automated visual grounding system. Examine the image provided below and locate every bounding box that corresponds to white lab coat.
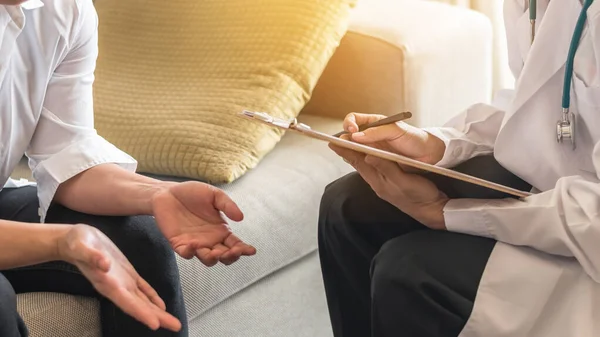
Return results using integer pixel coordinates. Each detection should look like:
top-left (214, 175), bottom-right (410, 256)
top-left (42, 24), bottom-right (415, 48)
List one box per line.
top-left (423, 0), bottom-right (600, 336)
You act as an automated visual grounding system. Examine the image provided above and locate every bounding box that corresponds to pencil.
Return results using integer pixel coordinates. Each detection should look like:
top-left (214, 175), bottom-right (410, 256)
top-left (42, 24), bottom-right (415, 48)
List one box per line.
top-left (332, 111), bottom-right (413, 137)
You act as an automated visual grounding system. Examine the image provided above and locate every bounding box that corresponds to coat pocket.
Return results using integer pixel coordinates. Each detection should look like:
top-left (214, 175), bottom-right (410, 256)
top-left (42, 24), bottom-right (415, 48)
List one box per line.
top-left (569, 75), bottom-right (600, 175)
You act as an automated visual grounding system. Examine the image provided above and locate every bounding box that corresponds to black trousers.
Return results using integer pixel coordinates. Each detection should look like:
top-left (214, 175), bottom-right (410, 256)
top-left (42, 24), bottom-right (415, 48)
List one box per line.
top-left (0, 186), bottom-right (188, 337)
top-left (318, 156), bottom-right (532, 337)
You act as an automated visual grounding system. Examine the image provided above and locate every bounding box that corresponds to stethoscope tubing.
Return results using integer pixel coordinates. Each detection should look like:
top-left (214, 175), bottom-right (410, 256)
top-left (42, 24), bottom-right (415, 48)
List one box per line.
top-left (529, 0), bottom-right (594, 148)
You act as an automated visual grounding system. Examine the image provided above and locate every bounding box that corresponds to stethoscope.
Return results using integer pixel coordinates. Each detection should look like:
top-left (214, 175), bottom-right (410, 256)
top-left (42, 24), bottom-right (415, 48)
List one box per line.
top-left (529, 0), bottom-right (594, 149)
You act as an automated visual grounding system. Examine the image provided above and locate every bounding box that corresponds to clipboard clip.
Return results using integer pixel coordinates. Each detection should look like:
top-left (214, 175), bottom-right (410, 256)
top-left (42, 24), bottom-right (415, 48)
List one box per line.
top-left (241, 110), bottom-right (310, 130)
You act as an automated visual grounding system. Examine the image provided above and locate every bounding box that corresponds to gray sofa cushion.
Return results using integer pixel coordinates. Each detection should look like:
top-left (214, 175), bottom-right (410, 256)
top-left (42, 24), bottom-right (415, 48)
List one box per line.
top-left (190, 252), bottom-right (333, 337)
top-left (15, 114), bottom-right (351, 336)
top-left (177, 114), bottom-right (352, 319)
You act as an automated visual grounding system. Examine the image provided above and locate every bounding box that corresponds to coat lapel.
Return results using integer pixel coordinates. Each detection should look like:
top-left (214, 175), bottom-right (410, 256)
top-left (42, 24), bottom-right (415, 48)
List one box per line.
top-left (510, 0), bottom-right (584, 114)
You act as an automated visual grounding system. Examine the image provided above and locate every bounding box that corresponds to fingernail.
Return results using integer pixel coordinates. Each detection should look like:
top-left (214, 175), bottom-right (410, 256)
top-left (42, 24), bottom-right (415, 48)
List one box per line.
top-left (348, 126), bottom-right (357, 133)
top-left (352, 132), bottom-right (365, 138)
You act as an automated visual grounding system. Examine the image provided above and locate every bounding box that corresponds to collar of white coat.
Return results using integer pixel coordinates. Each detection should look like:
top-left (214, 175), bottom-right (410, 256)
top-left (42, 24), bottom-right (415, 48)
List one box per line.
top-left (20, 0), bottom-right (44, 10)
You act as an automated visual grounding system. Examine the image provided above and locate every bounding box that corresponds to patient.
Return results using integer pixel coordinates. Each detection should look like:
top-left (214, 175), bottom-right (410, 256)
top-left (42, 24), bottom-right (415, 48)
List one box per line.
top-left (0, 1), bottom-right (255, 336)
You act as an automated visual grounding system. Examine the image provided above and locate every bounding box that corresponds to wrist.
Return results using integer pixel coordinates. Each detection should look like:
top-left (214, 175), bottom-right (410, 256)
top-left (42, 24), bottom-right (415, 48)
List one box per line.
top-left (146, 181), bottom-right (178, 216)
top-left (414, 197), bottom-right (449, 230)
top-left (135, 180), bottom-right (176, 216)
top-left (426, 134), bottom-right (447, 165)
top-left (51, 224), bottom-right (75, 263)
top-left (420, 128), bottom-right (447, 165)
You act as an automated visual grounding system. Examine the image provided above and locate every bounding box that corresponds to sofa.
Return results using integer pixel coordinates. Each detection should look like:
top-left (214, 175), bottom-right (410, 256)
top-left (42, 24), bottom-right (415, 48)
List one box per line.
top-left (12, 0), bottom-right (492, 336)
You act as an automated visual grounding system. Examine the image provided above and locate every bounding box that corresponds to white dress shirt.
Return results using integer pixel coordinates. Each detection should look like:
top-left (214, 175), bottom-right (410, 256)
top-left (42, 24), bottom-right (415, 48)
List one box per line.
top-left (0, 0), bottom-right (136, 222)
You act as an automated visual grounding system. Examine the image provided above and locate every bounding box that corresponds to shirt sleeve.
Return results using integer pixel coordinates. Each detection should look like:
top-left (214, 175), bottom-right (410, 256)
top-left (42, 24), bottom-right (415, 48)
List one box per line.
top-left (444, 140), bottom-right (600, 282)
top-left (422, 103), bottom-right (507, 168)
top-left (25, 0), bottom-right (137, 222)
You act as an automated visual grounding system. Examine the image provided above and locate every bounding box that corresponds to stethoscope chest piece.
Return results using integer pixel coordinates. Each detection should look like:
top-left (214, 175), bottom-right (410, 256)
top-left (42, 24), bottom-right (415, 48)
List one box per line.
top-left (549, 0), bottom-right (594, 151)
top-left (556, 109), bottom-right (576, 150)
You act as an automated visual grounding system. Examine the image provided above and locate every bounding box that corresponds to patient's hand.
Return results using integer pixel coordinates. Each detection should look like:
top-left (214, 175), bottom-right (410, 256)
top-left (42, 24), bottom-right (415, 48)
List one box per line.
top-left (151, 182), bottom-right (256, 266)
top-left (59, 224), bottom-right (182, 332)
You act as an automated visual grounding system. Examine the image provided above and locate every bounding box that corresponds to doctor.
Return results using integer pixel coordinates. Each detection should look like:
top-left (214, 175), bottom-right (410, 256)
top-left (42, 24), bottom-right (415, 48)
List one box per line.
top-left (0, 0), bottom-right (255, 336)
top-left (319, 0), bottom-right (600, 336)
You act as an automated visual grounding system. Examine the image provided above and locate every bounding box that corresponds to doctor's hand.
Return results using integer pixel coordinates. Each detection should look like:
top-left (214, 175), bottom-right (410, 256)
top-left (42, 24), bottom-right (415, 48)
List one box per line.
top-left (151, 182), bottom-right (256, 266)
top-left (342, 112), bottom-right (446, 165)
top-left (330, 144), bottom-right (449, 230)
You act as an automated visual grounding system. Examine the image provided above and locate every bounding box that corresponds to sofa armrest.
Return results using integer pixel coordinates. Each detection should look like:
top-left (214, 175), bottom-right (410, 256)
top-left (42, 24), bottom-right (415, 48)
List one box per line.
top-left (300, 0), bottom-right (493, 127)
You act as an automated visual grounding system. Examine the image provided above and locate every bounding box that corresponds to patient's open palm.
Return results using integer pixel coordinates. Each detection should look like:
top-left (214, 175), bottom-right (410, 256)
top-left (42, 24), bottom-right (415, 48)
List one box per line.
top-left (59, 225), bottom-right (182, 332)
top-left (151, 182), bottom-right (256, 266)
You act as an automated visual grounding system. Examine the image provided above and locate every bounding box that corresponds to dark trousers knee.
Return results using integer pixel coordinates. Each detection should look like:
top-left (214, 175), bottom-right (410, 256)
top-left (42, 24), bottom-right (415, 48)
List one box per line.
top-left (370, 231), bottom-right (495, 337)
top-left (319, 172), bottom-right (421, 248)
top-left (0, 274), bottom-right (27, 337)
top-left (317, 172), bottom-right (427, 337)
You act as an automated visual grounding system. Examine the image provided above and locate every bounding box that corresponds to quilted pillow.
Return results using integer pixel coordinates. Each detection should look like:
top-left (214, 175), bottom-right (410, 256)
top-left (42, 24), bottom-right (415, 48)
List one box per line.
top-left (92, 0), bottom-right (356, 183)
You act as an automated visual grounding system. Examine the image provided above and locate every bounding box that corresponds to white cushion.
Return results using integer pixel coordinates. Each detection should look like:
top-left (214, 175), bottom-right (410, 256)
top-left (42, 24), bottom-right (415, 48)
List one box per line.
top-left (348, 0), bottom-right (494, 127)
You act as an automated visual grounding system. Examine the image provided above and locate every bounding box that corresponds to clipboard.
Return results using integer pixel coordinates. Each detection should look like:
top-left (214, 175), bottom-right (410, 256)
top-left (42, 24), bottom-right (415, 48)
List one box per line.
top-left (238, 110), bottom-right (532, 199)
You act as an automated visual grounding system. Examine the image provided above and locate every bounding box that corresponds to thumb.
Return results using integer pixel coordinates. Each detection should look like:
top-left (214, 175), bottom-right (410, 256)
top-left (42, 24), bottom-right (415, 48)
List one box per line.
top-left (96, 254), bottom-right (111, 272)
top-left (213, 189), bottom-right (244, 222)
top-left (174, 245), bottom-right (196, 260)
top-left (351, 123), bottom-right (408, 143)
top-left (79, 246), bottom-right (111, 272)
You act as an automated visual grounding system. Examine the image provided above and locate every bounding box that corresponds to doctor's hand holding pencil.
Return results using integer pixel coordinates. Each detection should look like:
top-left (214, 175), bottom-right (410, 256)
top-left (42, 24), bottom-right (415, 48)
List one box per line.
top-left (329, 112), bottom-right (450, 230)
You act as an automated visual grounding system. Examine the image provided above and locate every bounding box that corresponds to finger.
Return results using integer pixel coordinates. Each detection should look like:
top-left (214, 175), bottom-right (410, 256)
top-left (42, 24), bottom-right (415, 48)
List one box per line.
top-left (224, 234), bottom-right (257, 256)
top-left (363, 155), bottom-right (425, 193)
top-left (152, 305), bottom-right (182, 332)
top-left (219, 244), bottom-right (243, 263)
top-left (398, 163), bottom-right (424, 174)
top-left (218, 241), bottom-right (250, 265)
top-left (115, 291), bottom-right (161, 331)
top-left (219, 254), bottom-right (240, 265)
top-left (351, 123), bottom-right (409, 144)
top-left (134, 289), bottom-right (181, 332)
top-left (209, 244), bottom-right (229, 260)
top-left (212, 188), bottom-right (244, 222)
top-left (232, 242), bottom-right (257, 257)
top-left (174, 245), bottom-right (196, 260)
top-left (218, 250), bottom-right (239, 265)
top-left (364, 155), bottom-right (409, 183)
top-left (343, 112), bottom-right (386, 133)
top-left (328, 144), bottom-right (365, 166)
top-left (343, 113), bottom-right (359, 133)
top-left (339, 152), bottom-right (387, 191)
top-left (137, 277), bottom-right (166, 311)
top-left (244, 244), bottom-right (257, 256)
top-left (196, 248), bottom-right (219, 266)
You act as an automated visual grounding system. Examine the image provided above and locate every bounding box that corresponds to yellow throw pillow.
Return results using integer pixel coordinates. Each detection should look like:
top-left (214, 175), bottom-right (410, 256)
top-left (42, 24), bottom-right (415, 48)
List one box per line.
top-left (93, 0), bottom-right (356, 183)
